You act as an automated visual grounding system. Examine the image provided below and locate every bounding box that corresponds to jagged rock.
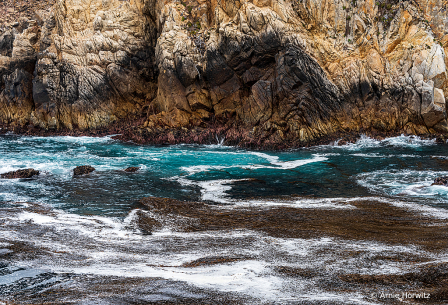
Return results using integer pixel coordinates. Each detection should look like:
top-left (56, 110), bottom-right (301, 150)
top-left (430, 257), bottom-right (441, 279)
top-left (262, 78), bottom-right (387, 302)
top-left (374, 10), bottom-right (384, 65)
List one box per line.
top-left (0, 168), bottom-right (39, 179)
top-left (124, 167), bottom-right (140, 172)
top-left (0, 31), bottom-right (14, 56)
top-left (2, 0), bottom-right (448, 147)
top-left (432, 177), bottom-right (448, 186)
top-left (73, 165), bottom-right (95, 176)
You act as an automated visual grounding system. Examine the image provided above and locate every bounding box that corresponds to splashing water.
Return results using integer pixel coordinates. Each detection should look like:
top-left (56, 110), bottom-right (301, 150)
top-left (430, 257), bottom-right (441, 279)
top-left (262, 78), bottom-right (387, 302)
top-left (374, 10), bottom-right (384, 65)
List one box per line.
top-left (1, 134), bottom-right (448, 304)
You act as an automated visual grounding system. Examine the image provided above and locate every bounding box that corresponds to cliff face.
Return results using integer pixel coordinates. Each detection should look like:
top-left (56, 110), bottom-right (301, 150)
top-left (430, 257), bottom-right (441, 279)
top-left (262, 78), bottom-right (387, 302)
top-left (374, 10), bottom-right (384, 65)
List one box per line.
top-left (1, 0), bottom-right (448, 146)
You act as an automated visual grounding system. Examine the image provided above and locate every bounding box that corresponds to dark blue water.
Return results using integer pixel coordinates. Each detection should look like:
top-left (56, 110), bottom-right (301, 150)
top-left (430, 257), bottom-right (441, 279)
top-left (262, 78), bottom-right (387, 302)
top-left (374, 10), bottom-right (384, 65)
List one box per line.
top-left (1, 134), bottom-right (448, 304)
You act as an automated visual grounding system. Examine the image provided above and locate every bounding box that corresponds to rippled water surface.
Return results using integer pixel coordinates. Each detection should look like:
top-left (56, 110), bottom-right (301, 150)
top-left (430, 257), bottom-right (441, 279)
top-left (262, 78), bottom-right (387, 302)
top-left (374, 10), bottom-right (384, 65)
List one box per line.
top-left (1, 134), bottom-right (448, 304)
top-left (2, 134), bottom-right (448, 214)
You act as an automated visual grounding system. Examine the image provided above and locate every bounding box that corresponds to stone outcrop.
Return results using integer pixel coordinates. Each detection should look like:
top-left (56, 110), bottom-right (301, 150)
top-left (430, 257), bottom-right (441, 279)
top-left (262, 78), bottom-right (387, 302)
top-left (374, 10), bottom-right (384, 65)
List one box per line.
top-left (73, 165), bottom-right (95, 176)
top-left (0, 168), bottom-right (39, 179)
top-left (124, 166), bottom-right (140, 172)
top-left (432, 176), bottom-right (448, 186)
top-left (1, 0), bottom-right (448, 147)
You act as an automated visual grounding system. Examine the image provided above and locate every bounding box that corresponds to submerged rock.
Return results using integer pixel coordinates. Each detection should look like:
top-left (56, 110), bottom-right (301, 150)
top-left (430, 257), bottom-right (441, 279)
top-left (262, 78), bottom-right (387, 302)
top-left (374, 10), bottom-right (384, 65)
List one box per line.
top-left (432, 177), bottom-right (448, 186)
top-left (134, 210), bottom-right (160, 235)
top-left (0, 168), bottom-right (39, 179)
top-left (182, 256), bottom-right (251, 268)
top-left (124, 167), bottom-right (140, 173)
top-left (73, 166), bottom-right (95, 176)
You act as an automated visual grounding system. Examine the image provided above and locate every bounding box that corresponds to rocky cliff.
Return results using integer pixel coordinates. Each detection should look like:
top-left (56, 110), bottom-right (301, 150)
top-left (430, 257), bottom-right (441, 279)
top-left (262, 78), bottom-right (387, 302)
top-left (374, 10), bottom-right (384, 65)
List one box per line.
top-left (1, 0), bottom-right (448, 147)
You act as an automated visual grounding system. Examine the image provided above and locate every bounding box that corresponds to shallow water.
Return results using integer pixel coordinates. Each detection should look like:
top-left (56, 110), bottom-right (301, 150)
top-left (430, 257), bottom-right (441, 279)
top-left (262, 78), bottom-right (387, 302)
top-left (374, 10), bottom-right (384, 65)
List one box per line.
top-left (1, 134), bottom-right (448, 304)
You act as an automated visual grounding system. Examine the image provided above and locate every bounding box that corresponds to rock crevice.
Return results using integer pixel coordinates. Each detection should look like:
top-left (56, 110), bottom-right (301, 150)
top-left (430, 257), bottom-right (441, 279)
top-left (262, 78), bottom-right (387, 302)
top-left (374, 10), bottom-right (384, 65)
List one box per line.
top-left (1, 0), bottom-right (448, 146)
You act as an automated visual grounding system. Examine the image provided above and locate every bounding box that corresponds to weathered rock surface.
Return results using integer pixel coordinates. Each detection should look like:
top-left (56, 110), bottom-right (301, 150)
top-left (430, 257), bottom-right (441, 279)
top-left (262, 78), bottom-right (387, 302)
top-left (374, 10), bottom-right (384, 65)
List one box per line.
top-left (2, 0), bottom-right (448, 147)
top-left (133, 209), bottom-right (159, 235)
top-left (73, 165), bottom-right (95, 176)
top-left (0, 168), bottom-right (39, 179)
top-left (124, 166), bottom-right (140, 172)
top-left (432, 176), bottom-right (448, 186)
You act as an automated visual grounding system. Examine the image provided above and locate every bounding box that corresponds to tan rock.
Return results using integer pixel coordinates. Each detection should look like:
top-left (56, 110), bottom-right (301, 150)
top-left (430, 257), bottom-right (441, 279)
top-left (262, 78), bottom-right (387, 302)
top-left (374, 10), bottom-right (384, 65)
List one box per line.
top-left (2, 0), bottom-right (448, 145)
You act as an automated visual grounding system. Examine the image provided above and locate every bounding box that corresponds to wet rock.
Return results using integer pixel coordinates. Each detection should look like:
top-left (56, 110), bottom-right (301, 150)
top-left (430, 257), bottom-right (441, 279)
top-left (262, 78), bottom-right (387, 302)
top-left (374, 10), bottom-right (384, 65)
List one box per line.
top-left (134, 210), bottom-right (160, 235)
top-left (432, 177), bottom-right (448, 186)
top-left (436, 136), bottom-right (446, 144)
top-left (124, 167), bottom-right (140, 173)
top-left (182, 256), bottom-right (250, 267)
top-left (73, 166), bottom-right (95, 176)
top-left (139, 196), bottom-right (448, 251)
top-left (0, 168), bottom-right (39, 179)
top-left (274, 266), bottom-right (318, 278)
top-left (337, 135), bottom-right (359, 146)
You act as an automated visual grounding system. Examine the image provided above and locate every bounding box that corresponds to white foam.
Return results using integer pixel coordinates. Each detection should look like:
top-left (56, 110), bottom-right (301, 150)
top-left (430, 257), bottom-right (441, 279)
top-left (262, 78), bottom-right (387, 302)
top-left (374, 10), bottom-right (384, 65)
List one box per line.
top-left (0, 269), bottom-right (49, 286)
top-left (180, 154), bottom-right (327, 175)
top-left (351, 153), bottom-right (421, 158)
top-left (20, 135), bottom-right (116, 144)
top-left (174, 176), bottom-right (356, 208)
top-left (382, 135), bottom-right (436, 147)
top-left (431, 155), bottom-right (448, 160)
top-left (378, 197), bottom-right (448, 220)
top-left (354, 186), bottom-right (448, 219)
top-left (180, 165), bottom-right (230, 175)
top-left (4, 199), bottom-right (448, 304)
top-left (0, 192), bottom-right (31, 203)
top-left (246, 154), bottom-right (328, 170)
top-left (325, 134), bottom-right (436, 151)
top-left (356, 169), bottom-right (448, 205)
top-left (2, 205), bottom-right (443, 303)
top-left (228, 197), bottom-right (357, 209)
top-left (249, 152), bottom-right (280, 163)
top-left (351, 153), bottom-right (384, 158)
top-left (175, 177), bottom-right (243, 203)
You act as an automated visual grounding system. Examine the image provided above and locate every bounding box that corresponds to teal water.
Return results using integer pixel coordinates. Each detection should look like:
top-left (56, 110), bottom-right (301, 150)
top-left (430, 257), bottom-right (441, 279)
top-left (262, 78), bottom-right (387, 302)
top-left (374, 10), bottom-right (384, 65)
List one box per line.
top-left (1, 134), bottom-right (448, 215)
top-left (1, 134), bottom-right (448, 303)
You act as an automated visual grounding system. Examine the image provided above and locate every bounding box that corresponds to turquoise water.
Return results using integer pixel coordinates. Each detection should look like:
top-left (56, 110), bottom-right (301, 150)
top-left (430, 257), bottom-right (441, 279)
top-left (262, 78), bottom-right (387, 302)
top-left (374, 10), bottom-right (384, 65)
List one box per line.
top-left (1, 134), bottom-right (448, 303)
top-left (1, 134), bottom-right (448, 215)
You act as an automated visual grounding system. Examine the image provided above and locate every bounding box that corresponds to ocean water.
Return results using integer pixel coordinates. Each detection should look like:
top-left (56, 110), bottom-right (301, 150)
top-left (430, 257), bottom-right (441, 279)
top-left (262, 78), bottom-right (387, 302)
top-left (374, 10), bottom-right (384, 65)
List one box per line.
top-left (1, 134), bottom-right (448, 304)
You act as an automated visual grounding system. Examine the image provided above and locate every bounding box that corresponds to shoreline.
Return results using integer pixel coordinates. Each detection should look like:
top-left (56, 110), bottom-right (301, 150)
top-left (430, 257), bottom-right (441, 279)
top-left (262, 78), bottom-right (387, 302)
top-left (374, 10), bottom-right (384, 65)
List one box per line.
top-left (1, 122), bottom-right (447, 150)
top-left (1, 196), bottom-right (448, 304)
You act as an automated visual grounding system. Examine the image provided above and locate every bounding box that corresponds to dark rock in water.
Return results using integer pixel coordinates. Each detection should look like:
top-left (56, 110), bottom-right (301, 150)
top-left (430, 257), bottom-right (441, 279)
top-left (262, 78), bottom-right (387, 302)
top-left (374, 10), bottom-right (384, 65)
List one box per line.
top-left (432, 177), bottom-right (448, 186)
top-left (73, 165), bottom-right (95, 176)
top-left (436, 136), bottom-right (446, 144)
top-left (182, 256), bottom-right (251, 267)
top-left (124, 167), bottom-right (140, 173)
top-left (0, 168), bottom-right (39, 179)
top-left (337, 135), bottom-right (359, 146)
top-left (134, 210), bottom-right (160, 235)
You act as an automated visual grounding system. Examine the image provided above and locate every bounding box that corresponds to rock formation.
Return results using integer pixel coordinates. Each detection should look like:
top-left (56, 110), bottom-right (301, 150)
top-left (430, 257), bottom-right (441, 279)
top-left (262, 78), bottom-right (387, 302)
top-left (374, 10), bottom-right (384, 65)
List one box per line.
top-left (432, 176), bottom-right (448, 186)
top-left (124, 166), bottom-right (140, 172)
top-left (1, 0), bottom-right (448, 147)
top-left (0, 168), bottom-right (39, 178)
top-left (73, 165), bottom-right (95, 175)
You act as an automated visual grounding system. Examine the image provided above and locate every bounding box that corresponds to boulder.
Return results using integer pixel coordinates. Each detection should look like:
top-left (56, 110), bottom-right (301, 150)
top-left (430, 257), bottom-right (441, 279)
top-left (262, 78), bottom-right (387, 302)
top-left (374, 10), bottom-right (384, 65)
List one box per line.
top-left (432, 177), bottom-right (448, 186)
top-left (124, 167), bottom-right (140, 172)
top-left (1, 168), bottom-right (39, 179)
top-left (73, 165), bottom-right (95, 176)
